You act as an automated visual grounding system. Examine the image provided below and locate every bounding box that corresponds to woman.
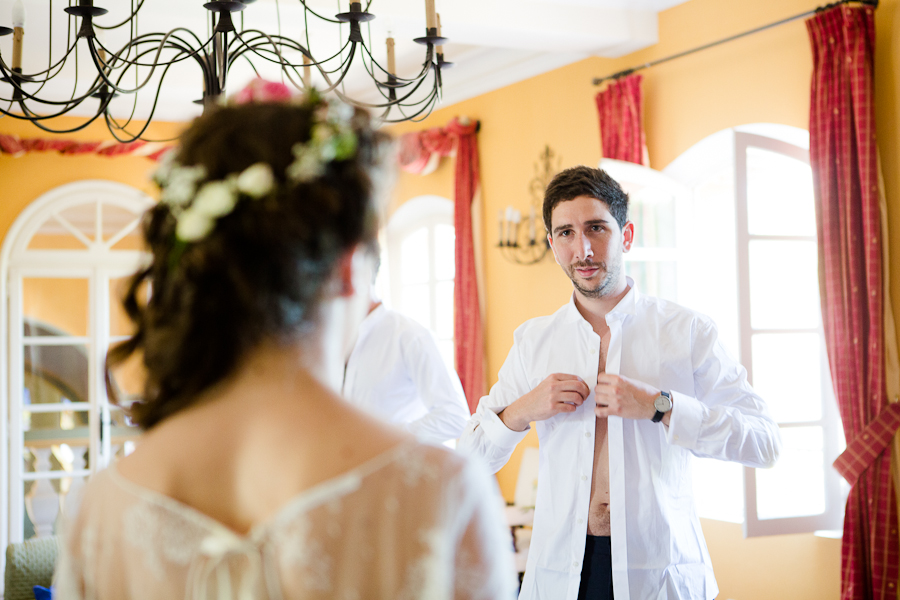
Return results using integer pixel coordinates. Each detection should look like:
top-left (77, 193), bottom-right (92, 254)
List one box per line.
top-left (55, 83), bottom-right (516, 599)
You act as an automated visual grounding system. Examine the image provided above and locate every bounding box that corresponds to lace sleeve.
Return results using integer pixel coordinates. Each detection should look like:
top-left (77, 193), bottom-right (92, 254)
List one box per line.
top-left (452, 458), bottom-right (519, 600)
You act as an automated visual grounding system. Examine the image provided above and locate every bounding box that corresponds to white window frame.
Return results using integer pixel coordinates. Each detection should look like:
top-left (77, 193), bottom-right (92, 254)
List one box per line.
top-left (734, 132), bottom-right (845, 536)
top-left (0, 180), bottom-right (153, 561)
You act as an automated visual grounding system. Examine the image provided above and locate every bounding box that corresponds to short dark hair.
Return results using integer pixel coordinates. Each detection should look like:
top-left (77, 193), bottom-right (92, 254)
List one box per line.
top-left (107, 100), bottom-right (392, 429)
top-left (542, 166), bottom-right (629, 233)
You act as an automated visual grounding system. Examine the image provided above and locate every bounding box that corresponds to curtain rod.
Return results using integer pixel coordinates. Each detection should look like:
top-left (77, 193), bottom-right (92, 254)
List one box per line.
top-left (592, 0), bottom-right (878, 86)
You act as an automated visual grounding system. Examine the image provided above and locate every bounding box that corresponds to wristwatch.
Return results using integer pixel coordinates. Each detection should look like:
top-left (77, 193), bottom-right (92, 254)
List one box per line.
top-left (651, 390), bottom-right (672, 423)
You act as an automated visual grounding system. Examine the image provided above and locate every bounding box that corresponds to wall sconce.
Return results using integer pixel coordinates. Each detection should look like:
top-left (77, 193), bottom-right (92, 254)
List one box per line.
top-left (497, 145), bottom-right (560, 265)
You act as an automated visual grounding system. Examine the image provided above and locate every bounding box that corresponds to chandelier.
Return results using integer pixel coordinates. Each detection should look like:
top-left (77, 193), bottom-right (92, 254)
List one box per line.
top-left (0, 0), bottom-right (451, 142)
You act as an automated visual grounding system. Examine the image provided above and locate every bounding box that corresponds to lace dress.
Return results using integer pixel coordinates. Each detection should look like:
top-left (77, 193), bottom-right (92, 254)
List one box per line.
top-left (54, 441), bottom-right (517, 600)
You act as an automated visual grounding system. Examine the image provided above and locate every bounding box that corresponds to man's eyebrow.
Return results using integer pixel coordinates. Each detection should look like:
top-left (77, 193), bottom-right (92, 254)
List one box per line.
top-left (552, 219), bottom-right (611, 234)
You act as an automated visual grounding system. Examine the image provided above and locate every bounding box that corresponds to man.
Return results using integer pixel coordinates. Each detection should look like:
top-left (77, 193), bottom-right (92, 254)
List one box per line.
top-left (343, 292), bottom-right (470, 446)
top-left (458, 166), bottom-right (781, 600)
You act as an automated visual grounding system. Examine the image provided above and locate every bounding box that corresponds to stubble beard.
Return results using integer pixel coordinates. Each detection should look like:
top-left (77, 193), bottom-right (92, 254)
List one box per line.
top-left (566, 256), bottom-right (622, 299)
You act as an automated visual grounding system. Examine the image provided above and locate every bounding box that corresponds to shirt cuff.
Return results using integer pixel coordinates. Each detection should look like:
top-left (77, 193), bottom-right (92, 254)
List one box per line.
top-left (480, 406), bottom-right (530, 449)
top-left (666, 390), bottom-right (705, 449)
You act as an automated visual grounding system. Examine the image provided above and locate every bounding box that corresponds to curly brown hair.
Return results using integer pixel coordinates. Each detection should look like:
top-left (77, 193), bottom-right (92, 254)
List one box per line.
top-left (107, 100), bottom-right (393, 429)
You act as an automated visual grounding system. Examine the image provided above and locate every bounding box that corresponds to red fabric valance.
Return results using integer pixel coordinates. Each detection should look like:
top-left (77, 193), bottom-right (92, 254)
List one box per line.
top-left (0, 134), bottom-right (171, 160)
top-left (594, 73), bottom-right (649, 166)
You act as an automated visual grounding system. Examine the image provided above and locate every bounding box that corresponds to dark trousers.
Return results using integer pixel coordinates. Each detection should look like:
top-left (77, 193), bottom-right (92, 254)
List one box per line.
top-left (577, 535), bottom-right (613, 600)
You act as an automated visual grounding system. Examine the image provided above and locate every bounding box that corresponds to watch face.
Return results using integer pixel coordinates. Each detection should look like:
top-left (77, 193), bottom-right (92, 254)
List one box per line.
top-left (654, 394), bottom-right (672, 413)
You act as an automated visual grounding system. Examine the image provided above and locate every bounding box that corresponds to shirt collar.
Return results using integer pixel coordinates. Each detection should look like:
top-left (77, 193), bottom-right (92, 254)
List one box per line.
top-left (562, 276), bottom-right (639, 326)
top-left (358, 303), bottom-right (387, 338)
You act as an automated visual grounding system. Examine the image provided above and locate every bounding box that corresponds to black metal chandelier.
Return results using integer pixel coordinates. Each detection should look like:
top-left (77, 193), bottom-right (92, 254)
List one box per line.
top-left (0, 0), bottom-right (451, 142)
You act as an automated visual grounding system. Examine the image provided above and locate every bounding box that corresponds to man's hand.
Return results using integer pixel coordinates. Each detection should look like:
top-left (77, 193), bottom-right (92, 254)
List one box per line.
top-left (594, 373), bottom-right (665, 422)
top-left (499, 373), bottom-right (591, 432)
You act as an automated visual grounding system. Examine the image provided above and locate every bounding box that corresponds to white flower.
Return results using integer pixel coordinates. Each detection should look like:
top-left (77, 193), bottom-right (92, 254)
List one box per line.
top-left (176, 208), bottom-right (214, 242)
top-left (192, 180), bottom-right (238, 218)
top-left (153, 150), bottom-right (177, 185)
top-left (287, 145), bottom-right (325, 182)
top-left (326, 98), bottom-right (355, 123)
top-left (160, 164), bottom-right (207, 207)
top-left (236, 163), bottom-right (275, 199)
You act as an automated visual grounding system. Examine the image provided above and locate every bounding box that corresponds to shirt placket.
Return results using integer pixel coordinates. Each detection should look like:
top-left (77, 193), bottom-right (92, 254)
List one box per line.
top-left (568, 321), bottom-right (603, 599)
top-left (605, 312), bottom-right (630, 600)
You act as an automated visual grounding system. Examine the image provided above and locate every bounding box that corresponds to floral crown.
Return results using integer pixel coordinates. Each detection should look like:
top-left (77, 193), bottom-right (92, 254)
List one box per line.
top-left (152, 83), bottom-right (359, 244)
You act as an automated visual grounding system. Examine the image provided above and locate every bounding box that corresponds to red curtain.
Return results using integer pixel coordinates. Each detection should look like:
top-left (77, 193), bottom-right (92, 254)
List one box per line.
top-left (0, 133), bottom-right (171, 159)
top-left (807, 6), bottom-right (899, 599)
top-left (397, 120), bottom-right (485, 413)
top-left (594, 73), bottom-right (648, 166)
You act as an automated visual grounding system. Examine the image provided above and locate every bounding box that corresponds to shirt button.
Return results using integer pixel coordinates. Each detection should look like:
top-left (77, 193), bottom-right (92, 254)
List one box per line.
top-left (573, 561), bottom-right (579, 568)
top-left (584, 432), bottom-right (591, 438)
top-left (581, 475), bottom-right (588, 481)
top-left (589, 348), bottom-right (597, 354)
top-left (577, 518), bottom-right (584, 524)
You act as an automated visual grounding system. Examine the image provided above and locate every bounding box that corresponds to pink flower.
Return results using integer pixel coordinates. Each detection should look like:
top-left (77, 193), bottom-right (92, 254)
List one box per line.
top-left (231, 78), bottom-right (294, 105)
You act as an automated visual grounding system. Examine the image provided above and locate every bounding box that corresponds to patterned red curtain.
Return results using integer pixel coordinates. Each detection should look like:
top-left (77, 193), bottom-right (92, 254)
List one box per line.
top-left (807, 6), bottom-right (899, 599)
top-left (397, 120), bottom-right (485, 413)
top-left (594, 73), bottom-right (648, 166)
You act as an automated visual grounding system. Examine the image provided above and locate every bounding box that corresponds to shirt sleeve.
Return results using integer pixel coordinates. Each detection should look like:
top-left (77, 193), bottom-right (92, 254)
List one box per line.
top-left (457, 330), bottom-right (531, 473)
top-left (666, 317), bottom-right (782, 468)
top-left (401, 328), bottom-right (471, 444)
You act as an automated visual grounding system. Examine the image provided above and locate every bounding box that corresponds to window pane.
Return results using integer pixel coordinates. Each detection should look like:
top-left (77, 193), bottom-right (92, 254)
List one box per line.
top-left (400, 284), bottom-right (431, 329)
top-left (434, 224), bottom-right (455, 281)
top-left (746, 147), bottom-right (816, 237)
top-left (23, 278), bottom-right (89, 337)
top-left (23, 445), bottom-right (87, 539)
top-left (692, 457), bottom-right (744, 523)
top-left (400, 228), bottom-right (429, 284)
top-left (435, 280), bottom-right (454, 339)
top-left (23, 343), bottom-right (89, 412)
top-left (625, 260), bottom-right (678, 302)
top-left (751, 333), bottom-right (822, 423)
top-left (748, 240), bottom-right (819, 330)
top-left (100, 203), bottom-right (141, 244)
top-left (630, 188), bottom-right (677, 249)
top-left (756, 426), bottom-right (826, 519)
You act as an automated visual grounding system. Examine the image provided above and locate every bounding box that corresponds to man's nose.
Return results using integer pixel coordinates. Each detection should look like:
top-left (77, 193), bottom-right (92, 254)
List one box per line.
top-left (577, 233), bottom-right (594, 260)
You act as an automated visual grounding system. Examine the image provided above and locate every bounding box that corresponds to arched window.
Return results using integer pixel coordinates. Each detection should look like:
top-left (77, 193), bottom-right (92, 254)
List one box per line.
top-left (663, 125), bottom-right (845, 536)
top-left (383, 195), bottom-right (455, 370)
top-left (0, 180), bottom-right (152, 546)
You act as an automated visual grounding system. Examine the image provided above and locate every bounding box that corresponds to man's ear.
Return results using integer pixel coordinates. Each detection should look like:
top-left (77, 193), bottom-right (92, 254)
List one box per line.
top-left (547, 233), bottom-right (561, 266)
top-left (333, 245), bottom-right (369, 298)
top-left (622, 221), bottom-right (635, 252)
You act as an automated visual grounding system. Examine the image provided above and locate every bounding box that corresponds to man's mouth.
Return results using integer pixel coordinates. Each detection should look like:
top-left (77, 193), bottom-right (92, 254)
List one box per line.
top-left (573, 263), bottom-right (600, 277)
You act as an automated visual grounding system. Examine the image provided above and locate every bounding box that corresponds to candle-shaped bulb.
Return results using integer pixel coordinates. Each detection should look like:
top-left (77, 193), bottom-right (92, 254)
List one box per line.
top-left (12, 0), bottom-right (25, 28)
top-left (497, 209), bottom-right (504, 246)
top-left (529, 206), bottom-right (536, 242)
top-left (425, 0), bottom-right (437, 31)
top-left (436, 14), bottom-right (444, 56)
top-left (386, 35), bottom-right (396, 78)
top-left (302, 54), bottom-right (311, 88)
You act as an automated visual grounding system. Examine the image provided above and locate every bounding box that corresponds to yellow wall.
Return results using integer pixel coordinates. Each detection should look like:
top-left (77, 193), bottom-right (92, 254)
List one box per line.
top-left (383, 0), bottom-right (900, 598)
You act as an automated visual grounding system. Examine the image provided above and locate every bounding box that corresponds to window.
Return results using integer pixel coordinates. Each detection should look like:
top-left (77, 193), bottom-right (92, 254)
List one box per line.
top-left (605, 124), bottom-right (845, 535)
top-left (1, 181), bottom-right (153, 547)
top-left (384, 195), bottom-right (456, 371)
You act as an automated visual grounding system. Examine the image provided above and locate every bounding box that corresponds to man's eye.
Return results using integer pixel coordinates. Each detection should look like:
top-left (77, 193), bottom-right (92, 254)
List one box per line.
top-left (559, 230), bottom-right (571, 237)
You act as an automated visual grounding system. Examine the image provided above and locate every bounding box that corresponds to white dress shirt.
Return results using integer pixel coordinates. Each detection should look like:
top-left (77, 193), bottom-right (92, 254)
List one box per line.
top-left (343, 305), bottom-right (470, 445)
top-left (458, 280), bottom-right (781, 600)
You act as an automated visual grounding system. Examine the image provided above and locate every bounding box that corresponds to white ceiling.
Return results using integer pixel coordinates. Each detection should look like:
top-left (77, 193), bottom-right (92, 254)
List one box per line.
top-left (0, 0), bottom-right (689, 125)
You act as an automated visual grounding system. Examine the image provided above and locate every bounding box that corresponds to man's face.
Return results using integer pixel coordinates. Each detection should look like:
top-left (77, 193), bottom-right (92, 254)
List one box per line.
top-left (547, 195), bottom-right (634, 299)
